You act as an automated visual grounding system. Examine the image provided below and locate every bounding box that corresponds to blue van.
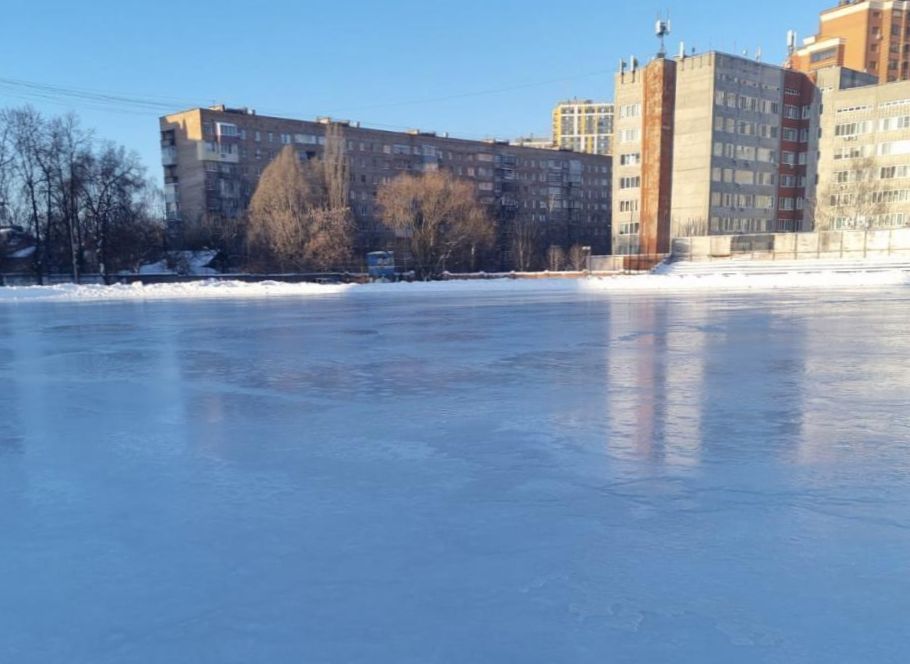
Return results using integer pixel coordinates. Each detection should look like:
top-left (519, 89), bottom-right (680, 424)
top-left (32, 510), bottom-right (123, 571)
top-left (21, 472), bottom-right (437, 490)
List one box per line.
top-left (366, 251), bottom-right (396, 281)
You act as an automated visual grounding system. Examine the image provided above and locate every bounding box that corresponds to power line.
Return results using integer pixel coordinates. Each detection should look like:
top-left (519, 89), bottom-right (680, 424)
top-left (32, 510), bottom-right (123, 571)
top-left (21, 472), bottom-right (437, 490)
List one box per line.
top-left (322, 68), bottom-right (614, 114)
top-left (0, 71), bottom-right (609, 140)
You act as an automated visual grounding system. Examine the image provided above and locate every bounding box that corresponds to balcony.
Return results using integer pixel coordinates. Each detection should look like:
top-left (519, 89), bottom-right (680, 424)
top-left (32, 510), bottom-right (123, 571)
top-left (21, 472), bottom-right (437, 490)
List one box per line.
top-left (161, 146), bottom-right (177, 166)
top-left (219, 180), bottom-right (241, 198)
top-left (196, 142), bottom-right (239, 164)
top-left (160, 130), bottom-right (176, 148)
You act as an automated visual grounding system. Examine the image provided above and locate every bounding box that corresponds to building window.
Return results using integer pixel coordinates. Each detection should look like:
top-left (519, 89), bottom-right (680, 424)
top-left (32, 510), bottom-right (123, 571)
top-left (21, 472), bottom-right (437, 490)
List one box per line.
top-left (810, 48), bottom-right (837, 63)
top-left (619, 103), bottom-right (641, 118)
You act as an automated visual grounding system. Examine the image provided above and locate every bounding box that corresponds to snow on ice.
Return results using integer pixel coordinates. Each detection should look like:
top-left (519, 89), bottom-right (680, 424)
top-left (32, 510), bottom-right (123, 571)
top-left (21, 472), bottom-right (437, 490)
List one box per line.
top-left (0, 266), bottom-right (907, 303)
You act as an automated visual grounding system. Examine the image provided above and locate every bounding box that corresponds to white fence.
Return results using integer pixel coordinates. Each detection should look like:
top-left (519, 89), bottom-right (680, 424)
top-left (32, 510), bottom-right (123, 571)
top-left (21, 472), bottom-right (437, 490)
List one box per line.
top-left (671, 228), bottom-right (910, 262)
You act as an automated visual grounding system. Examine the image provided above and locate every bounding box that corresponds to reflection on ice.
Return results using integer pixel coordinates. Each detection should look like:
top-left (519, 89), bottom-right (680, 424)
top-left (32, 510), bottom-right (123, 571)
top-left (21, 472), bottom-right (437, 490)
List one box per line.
top-left (0, 287), bottom-right (909, 663)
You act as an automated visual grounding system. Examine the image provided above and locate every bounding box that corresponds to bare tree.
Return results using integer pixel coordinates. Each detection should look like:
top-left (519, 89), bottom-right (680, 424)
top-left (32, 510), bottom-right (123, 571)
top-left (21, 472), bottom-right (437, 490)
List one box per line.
top-left (82, 143), bottom-right (145, 277)
top-left (246, 145), bottom-right (353, 272)
top-left (814, 157), bottom-right (886, 231)
top-left (45, 114), bottom-right (92, 280)
top-left (101, 181), bottom-right (164, 273)
top-left (567, 244), bottom-right (588, 271)
top-left (4, 107), bottom-right (50, 278)
top-left (0, 113), bottom-right (13, 221)
top-left (377, 170), bottom-right (494, 278)
top-left (547, 245), bottom-right (565, 271)
top-left (0, 105), bottom-right (165, 279)
top-left (675, 218), bottom-right (709, 237)
top-left (322, 123), bottom-right (350, 212)
top-left (510, 216), bottom-right (540, 271)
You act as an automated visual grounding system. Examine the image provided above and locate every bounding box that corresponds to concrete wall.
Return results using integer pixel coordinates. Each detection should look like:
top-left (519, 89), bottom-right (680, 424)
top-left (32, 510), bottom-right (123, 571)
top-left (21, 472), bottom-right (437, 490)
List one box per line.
top-left (672, 227), bottom-right (910, 261)
top-left (669, 54), bottom-right (715, 236)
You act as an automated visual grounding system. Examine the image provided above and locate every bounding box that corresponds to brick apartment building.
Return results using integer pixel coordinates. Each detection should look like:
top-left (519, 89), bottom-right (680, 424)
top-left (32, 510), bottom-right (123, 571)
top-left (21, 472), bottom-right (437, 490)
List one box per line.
top-left (790, 0), bottom-right (910, 84)
top-left (160, 108), bottom-right (613, 266)
top-left (612, 51), bottom-right (819, 256)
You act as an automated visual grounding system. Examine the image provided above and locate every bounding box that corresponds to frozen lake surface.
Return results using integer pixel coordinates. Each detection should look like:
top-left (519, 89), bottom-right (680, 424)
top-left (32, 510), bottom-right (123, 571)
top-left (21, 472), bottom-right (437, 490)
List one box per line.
top-left (1, 285), bottom-right (909, 663)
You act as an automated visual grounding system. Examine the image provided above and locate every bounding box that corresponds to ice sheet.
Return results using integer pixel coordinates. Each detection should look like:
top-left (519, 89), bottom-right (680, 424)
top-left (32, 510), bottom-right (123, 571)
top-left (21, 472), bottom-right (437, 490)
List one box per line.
top-left (1, 287), bottom-right (909, 663)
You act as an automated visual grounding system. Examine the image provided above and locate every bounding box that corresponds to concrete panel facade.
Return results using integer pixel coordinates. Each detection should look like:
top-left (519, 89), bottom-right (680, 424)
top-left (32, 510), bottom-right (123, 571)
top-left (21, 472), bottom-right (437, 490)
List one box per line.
top-left (612, 51), bottom-right (818, 256)
top-left (816, 74), bottom-right (910, 230)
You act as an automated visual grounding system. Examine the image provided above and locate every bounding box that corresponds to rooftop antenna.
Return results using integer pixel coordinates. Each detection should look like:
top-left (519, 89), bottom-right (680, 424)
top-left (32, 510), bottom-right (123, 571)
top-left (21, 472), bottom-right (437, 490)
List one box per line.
top-left (787, 30), bottom-right (797, 56)
top-left (756, 47), bottom-right (763, 62)
top-left (678, 41), bottom-right (686, 60)
top-left (656, 13), bottom-right (671, 58)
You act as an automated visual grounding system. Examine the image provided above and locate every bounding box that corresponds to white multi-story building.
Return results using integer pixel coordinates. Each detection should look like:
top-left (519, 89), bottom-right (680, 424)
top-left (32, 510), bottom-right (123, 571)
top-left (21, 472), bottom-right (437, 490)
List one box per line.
top-left (551, 100), bottom-right (614, 156)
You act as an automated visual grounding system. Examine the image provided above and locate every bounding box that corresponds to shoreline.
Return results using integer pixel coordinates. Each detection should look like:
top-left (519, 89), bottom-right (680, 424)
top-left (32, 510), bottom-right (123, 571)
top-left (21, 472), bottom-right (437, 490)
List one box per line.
top-left (0, 269), bottom-right (907, 303)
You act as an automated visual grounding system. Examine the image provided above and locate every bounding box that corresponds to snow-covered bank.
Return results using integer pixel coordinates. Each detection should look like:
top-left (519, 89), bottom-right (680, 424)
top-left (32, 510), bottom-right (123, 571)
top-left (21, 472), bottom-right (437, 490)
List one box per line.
top-left (0, 268), bottom-right (907, 302)
top-left (0, 279), bottom-right (351, 302)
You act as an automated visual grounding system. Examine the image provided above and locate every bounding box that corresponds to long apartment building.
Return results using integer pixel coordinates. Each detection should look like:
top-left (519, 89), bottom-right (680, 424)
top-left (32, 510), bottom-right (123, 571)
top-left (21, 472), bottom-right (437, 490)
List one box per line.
top-left (816, 66), bottom-right (910, 229)
top-left (551, 100), bottom-right (614, 155)
top-left (790, 0), bottom-right (910, 84)
top-left (612, 51), bottom-right (819, 255)
top-left (160, 107), bottom-right (613, 262)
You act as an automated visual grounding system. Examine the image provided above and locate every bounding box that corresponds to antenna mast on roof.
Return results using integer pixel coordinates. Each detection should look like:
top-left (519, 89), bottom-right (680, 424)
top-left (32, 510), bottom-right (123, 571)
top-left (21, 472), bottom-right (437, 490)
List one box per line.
top-left (656, 13), bottom-right (671, 58)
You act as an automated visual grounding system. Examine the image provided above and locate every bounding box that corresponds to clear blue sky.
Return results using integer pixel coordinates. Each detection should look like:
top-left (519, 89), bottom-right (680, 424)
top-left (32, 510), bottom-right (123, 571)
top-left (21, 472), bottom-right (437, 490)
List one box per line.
top-left (1, 0), bottom-right (823, 184)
